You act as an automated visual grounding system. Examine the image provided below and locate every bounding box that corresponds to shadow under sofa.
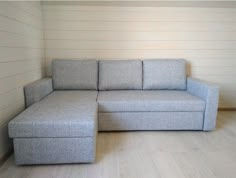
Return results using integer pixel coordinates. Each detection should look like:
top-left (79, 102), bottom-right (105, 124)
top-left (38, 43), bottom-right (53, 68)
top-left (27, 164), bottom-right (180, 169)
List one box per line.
top-left (8, 59), bottom-right (219, 165)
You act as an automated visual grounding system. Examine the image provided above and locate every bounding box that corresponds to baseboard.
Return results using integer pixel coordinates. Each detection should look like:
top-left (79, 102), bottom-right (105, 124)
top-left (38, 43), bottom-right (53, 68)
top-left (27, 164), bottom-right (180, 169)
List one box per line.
top-left (0, 148), bottom-right (12, 166)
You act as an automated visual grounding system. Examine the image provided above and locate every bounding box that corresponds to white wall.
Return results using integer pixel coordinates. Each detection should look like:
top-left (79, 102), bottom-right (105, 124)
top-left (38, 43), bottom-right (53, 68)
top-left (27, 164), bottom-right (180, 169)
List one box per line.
top-left (0, 1), bottom-right (45, 160)
top-left (42, 2), bottom-right (236, 108)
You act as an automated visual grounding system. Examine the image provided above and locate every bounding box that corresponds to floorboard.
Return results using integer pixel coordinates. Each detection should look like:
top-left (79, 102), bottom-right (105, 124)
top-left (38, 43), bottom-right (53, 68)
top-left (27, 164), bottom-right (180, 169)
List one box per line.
top-left (1, 111), bottom-right (236, 178)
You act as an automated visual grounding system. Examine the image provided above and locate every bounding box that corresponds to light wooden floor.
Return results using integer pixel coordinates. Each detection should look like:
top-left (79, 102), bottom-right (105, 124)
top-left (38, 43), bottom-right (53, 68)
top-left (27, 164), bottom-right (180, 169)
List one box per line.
top-left (1, 111), bottom-right (236, 178)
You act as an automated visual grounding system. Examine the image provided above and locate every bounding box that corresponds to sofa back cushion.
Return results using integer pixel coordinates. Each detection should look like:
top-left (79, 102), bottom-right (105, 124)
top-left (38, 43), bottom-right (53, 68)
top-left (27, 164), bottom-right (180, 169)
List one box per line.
top-left (52, 59), bottom-right (98, 90)
top-left (99, 60), bottom-right (142, 90)
top-left (143, 59), bottom-right (186, 90)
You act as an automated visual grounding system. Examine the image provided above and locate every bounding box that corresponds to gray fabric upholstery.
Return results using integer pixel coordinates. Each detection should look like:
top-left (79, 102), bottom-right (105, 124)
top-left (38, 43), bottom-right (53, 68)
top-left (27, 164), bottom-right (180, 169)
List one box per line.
top-left (99, 112), bottom-right (203, 131)
top-left (24, 78), bottom-right (53, 108)
top-left (9, 91), bottom-right (98, 138)
top-left (187, 77), bottom-right (219, 131)
top-left (13, 137), bottom-right (96, 165)
top-left (143, 59), bottom-right (186, 90)
top-left (99, 60), bottom-right (142, 90)
top-left (9, 59), bottom-right (220, 165)
top-left (52, 59), bottom-right (98, 90)
top-left (97, 90), bottom-right (205, 112)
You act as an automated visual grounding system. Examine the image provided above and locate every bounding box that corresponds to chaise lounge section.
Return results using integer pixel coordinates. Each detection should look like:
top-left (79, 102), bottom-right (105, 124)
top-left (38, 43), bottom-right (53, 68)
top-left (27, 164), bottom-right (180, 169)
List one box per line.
top-left (8, 59), bottom-right (219, 165)
top-left (9, 60), bottom-right (98, 165)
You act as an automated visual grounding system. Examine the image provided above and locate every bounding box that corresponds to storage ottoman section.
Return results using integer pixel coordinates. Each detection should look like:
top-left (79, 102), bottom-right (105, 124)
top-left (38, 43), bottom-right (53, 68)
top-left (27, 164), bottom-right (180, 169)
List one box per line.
top-left (8, 91), bottom-right (98, 165)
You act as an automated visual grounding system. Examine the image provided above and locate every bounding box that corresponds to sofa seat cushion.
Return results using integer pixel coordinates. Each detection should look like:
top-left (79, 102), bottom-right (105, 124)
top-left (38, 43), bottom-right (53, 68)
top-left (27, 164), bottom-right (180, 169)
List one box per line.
top-left (9, 91), bottom-right (98, 138)
top-left (97, 90), bottom-right (205, 112)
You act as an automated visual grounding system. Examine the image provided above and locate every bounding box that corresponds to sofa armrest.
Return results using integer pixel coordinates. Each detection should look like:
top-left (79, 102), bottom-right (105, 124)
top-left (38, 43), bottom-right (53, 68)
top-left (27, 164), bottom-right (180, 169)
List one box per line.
top-left (24, 78), bottom-right (53, 108)
top-left (187, 77), bottom-right (219, 131)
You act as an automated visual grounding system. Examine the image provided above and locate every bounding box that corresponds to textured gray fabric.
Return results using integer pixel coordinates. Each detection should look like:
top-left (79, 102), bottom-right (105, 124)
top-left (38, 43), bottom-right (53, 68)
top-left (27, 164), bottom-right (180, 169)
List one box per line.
top-left (97, 90), bottom-right (205, 112)
top-left (9, 91), bottom-right (98, 138)
top-left (98, 112), bottom-right (204, 131)
top-left (143, 59), bottom-right (186, 90)
top-left (24, 78), bottom-right (53, 108)
top-left (99, 60), bottom-right (142, 90)
top-left (52, 59), bottom-right (98, 90)
top-left (187, 77), bottom-right (219, 131)
top-left (13, 137), bottom-right (96, 165)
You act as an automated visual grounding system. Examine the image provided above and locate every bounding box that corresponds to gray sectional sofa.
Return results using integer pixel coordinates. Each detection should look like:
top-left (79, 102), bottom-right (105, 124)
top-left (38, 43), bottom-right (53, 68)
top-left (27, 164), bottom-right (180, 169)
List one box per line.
top-left (8, 59), bottom-right (219, 165)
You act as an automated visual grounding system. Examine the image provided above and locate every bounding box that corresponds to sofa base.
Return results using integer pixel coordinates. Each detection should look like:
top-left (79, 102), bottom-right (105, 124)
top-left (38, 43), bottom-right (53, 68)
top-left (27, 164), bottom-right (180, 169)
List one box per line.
top-left (98, 112), bottom-right (204, 131)
top-left (13, 137), bottom-right (96, 165)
